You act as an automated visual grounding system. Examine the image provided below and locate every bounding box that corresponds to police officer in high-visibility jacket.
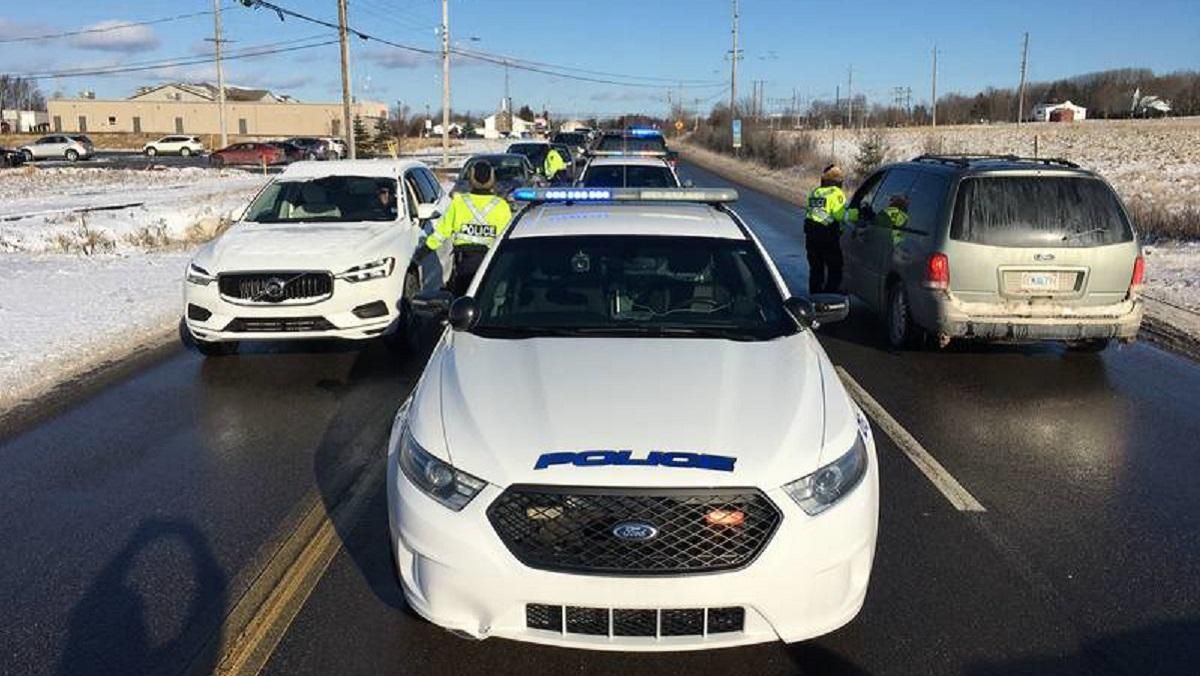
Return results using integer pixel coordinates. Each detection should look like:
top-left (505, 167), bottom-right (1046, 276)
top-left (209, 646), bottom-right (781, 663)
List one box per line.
top-left (803, 164), bottom-right (848, 294)
top-left (543, 146), bottom-right (567, 184)
top-left (423, 160), bottom-right (513, 295)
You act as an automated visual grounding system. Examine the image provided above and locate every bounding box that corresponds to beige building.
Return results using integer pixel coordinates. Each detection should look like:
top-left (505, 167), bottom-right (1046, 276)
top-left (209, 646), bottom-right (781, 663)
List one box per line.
top-left (47, 83), bottom-right (387, 138)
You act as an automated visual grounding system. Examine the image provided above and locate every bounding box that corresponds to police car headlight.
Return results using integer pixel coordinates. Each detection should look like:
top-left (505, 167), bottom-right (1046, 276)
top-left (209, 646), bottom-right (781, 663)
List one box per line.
top-left (782, 417), bottom-right (869, 516)
top-left (186, 263), bottom-right (215, 286)
top-left (337, 257), bottom-right (394, 283)
top-left (396, 426), bottom-right (485, 511)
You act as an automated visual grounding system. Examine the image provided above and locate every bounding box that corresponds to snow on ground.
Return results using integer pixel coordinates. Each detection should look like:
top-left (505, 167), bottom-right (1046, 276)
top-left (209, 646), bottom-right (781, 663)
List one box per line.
top-left (0, 166), bottom-right (268, 254)
top-left (1143, 242), bottom-right (1200, 311)
top-left (0, 252), bottom-right (188, 412)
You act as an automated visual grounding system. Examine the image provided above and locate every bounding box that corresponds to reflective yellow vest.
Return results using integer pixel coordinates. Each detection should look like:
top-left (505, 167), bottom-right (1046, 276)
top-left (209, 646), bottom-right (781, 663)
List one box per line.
top-left (425, 192), bottom-right (513, 250)
top-left (805, 185), bottom-right (847, 226)
top-left (544, 148), bottom-right (567, 180)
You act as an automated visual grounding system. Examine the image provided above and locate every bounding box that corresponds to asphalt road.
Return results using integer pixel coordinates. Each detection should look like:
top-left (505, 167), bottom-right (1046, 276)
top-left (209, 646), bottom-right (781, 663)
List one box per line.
top-left (1, 161), bottom-right (1198, 676)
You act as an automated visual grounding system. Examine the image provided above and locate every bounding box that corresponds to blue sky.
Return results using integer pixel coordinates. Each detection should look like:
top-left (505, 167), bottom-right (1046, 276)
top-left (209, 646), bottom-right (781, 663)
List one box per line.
top-left (2, 0), bottom-right (1197, 117)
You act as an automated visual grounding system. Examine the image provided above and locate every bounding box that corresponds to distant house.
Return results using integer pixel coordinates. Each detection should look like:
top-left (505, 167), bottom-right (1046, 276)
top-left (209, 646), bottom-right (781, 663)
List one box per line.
top-left (482, 113), bottom-right (533, 139)
top-left (0, 109), bottom-right (50, 133)
top-left (1029, 100), bottom-right (1087, 122)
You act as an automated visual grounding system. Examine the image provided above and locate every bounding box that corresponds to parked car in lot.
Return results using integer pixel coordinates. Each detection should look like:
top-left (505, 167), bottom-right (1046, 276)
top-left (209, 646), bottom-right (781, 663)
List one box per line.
top-left (18, 134), bottom-right (93, 162)
top-left (394, 187), bottom-right (873, 650)
top-left (452, 153), bottom-right (543, 198)
top-left (143, 135), bottom-right (205, 157)
top-left (841, 154), bottom-right (1144, 351)
top-left (208, 142), bottom-right (288, 167)
top-left (181, 159), bottom-right (453, 356)
top-left (269, 141), bottom-right (307, 164)
top-left (284, 137), bottom-right (336, 160)
top-left (576, 156), bottom-right (683, 188)
top-left (325, 137), bottom-right (347, 159)
top-left (0, 146), bottom-right (25, 167)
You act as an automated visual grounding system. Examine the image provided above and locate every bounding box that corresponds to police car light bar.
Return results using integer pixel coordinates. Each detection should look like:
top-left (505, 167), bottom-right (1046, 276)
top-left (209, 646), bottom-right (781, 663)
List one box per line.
top-left (510, 187), bottom-right (738, 203)
top-left (626, 128), bottom-right (663, 138)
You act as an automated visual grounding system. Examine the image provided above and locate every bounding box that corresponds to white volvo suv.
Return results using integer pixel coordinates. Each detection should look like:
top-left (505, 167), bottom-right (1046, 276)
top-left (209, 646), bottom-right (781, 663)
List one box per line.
top-left (388, 187), bottom-right (879, 651)
top-left (182, 160), bottom-right (452, 356)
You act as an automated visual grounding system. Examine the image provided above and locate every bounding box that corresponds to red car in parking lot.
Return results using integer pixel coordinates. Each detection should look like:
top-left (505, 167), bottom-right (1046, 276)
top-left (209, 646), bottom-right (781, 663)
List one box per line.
top-left (209, 142), bottom-right (297, 167)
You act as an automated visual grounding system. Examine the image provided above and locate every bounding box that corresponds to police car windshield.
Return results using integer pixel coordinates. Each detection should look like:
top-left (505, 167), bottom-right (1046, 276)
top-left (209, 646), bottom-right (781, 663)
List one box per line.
top-left (242, 176), bottom-right (399, 223)
top-left (471, 235), bottom-right (796, 341)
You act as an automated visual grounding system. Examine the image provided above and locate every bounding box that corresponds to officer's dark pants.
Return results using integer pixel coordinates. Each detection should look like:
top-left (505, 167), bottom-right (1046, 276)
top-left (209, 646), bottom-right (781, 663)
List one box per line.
top-left (804, 220), bottom-right (843, 294)
top-left (450, 244), bottom-right (489, 296)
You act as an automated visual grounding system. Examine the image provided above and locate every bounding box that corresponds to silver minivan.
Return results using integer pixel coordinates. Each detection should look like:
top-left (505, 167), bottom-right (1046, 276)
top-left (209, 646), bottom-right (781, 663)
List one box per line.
top-left (842, 155), bottom-right (1143, 351)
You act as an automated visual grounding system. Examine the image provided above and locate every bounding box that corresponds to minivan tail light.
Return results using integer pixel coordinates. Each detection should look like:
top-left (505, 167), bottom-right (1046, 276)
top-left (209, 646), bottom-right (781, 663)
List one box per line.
top-left (1129, 254), bottom-right (1145, 296)
top-left (924, 253), bottom-right (950, 290)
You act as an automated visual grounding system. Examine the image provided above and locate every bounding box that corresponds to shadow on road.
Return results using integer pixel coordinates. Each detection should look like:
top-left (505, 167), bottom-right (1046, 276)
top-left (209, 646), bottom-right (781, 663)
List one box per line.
top-left (55, 518), bottom-right (226, 676)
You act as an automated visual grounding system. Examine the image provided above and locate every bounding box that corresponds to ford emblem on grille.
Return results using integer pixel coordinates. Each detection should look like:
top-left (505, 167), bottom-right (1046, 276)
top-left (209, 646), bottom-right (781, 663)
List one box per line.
top-left (612, 521), bottom-right (659, 541)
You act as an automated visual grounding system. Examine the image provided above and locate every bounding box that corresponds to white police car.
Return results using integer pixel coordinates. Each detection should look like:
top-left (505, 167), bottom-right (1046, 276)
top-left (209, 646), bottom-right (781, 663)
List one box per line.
top-left (387, 187), bottom-right (878, 650)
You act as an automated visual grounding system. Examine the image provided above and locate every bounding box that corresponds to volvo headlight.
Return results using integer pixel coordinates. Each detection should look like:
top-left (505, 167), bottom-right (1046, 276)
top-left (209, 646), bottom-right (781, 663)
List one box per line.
top-left (783, 416), bottom-right (870, 516)
top-left (186, 263), bottom-right (214, 286)
top-left (337, 257), bottom-right (395, 283)
top-left (396, 425), bottom-right (485, 511)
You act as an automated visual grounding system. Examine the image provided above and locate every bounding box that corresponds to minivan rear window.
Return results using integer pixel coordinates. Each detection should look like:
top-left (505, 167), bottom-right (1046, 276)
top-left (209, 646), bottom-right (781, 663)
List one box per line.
top-left (950, 176), bottom-right (1132, 248)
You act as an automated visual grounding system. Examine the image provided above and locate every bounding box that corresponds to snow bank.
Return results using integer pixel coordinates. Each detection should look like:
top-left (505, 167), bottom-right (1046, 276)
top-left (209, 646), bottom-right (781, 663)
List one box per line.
top-left (0, 252), bottom-right (188, 412)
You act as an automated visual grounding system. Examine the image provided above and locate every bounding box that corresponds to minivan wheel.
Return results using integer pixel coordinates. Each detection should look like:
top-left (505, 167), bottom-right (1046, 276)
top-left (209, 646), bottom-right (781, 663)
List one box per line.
top-left (886, 282), bottom-right (922, 349)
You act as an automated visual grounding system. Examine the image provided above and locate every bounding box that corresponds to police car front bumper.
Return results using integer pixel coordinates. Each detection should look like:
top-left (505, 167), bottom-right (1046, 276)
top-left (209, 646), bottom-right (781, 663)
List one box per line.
top-left (386, 446), bottom-right (879, 651)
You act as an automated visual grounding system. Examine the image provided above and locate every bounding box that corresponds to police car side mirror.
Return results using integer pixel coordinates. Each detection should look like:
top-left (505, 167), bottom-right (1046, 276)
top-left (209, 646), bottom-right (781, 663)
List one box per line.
top-left (448, 296), bottom-right (478, 331)
top-left (411, 289), bottom-right (454, 321)
top-left (784, 297), bottom-right (816, 327)
top-left (416, 203), bottom-right (440, 221)
top-left (681, 179), bottom-right (695, 188)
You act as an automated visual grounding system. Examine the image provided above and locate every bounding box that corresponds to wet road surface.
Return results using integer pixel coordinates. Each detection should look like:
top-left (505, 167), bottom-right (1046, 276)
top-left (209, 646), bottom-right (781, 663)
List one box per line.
top-left (1, 161), bottom-right (1198, 675)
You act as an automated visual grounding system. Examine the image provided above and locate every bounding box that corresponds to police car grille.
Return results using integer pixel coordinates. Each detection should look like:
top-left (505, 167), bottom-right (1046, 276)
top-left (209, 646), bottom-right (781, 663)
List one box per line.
top-left (487, 486), bottom-right (782, 575)
top-left (218, 272), bottom-right (332, 303)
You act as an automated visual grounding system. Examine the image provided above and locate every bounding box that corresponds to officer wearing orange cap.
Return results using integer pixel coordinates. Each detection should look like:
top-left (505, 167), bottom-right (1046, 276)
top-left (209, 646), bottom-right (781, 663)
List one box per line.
top-left (803, 164), bottom-right (848, 293)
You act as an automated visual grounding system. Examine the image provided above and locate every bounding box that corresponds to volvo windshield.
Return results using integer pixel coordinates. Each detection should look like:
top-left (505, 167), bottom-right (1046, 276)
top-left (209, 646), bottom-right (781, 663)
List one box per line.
top-left (243, 176), bottom-right (400, 223)
top-left (471, 235), bottom-right (796, 341)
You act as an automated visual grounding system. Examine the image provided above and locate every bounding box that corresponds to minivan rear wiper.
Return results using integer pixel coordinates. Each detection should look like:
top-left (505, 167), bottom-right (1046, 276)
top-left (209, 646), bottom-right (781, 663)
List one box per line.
top-left (1062, 227), bottom-right (1107, 242)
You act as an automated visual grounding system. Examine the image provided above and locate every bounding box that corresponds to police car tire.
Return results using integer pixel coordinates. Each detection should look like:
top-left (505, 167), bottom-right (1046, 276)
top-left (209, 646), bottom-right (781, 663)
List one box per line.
top-left (886, 282), bottom-right (922, 349)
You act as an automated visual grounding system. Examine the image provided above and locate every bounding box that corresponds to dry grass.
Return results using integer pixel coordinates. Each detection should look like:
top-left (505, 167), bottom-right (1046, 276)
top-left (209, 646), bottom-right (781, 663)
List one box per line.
top-left (46, 215), bottom-right (116, 255)
top-left (1128, 204), bottom-right (1200, 242)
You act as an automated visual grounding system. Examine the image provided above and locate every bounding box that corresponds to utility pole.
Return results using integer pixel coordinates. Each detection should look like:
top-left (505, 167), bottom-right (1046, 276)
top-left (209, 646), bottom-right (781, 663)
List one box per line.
top-left (728, 0), bottom-right (739, 147)
top-left (1017, 32), bottom-right (1029, 125)
top-left (440, 0), bottom-right (450, 166)
top-left (847, 65), bottom-right (854, 129)
top-left (931, 43), bottom-right (938, 128)
top-left (210, 0), bottom-right (227, 148)
top-left (336, 0), bottom-right (355, 158)
top-left (694, 97), bottom-right (700, 132)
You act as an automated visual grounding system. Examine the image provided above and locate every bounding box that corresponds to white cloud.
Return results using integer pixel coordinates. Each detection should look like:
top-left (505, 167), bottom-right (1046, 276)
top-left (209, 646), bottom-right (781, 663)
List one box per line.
top-left (590, 89), bottom-right (652, 103)
top-left (70, 21), bottom-right (161, 53)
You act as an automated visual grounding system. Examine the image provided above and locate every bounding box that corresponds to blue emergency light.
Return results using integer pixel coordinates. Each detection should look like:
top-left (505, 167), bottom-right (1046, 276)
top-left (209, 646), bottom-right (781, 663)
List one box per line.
top-left (626, 128), bottom-right (663, 138)
top-left (510, 187), bottom-right (738, 203)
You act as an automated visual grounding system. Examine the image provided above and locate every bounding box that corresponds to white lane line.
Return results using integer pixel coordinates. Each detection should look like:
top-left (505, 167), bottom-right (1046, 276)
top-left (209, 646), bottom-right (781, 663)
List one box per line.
top-left (836, 366), bottom-right (987, 512)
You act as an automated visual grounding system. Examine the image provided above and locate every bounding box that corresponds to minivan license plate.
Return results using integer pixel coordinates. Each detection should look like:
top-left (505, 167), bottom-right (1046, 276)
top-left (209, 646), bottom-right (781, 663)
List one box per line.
top-left (1021, 272), bottom-right (1059, 291)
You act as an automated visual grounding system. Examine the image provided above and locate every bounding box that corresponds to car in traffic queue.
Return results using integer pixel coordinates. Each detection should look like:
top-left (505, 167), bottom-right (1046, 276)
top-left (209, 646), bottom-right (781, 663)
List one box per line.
top-left (18, 134), bottom-right (94, 162)
top-left (590, 128), bottom-right (679, 168)
top-left (181, 159), bottom-right (454, 356)
top-left (142, 135), bottom-right (205, 157)
top-left (550, 130), bottom-right (590, 166)
top-left (452, 153), bottom-right (544, 199)
top-left (576, 155), bottom-right (684, 189)
top-left (841, 154), bottom-right (1144, 351)
top-left (506, 141), bottom-right (577, 183)
top-left (388, 187), bottom-right (877, 651)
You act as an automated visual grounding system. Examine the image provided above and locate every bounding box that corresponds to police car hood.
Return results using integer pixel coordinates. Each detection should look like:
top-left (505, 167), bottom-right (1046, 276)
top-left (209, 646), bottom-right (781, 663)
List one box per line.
top-left (199, 220), bottom-right (401, 272)
top-left (422, 332), bottom-right (857, 489)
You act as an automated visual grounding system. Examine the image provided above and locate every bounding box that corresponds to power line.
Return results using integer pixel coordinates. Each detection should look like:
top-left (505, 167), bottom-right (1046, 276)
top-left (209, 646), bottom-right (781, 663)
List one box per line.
top-left (0, 7), bottom-right (230, 44)
top-left (18, 40), bottom-right (338, 81)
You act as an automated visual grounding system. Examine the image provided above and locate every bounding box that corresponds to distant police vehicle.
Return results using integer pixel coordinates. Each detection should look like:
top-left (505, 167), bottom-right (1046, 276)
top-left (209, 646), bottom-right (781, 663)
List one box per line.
top-left (181, 160), bottom-right (452, 356)
top-left (590, 127), bottom-right (679, 167)
top-left (387, 187), bottom-right (879, 650)
top-left (576, 155), bottom-right (684, 188)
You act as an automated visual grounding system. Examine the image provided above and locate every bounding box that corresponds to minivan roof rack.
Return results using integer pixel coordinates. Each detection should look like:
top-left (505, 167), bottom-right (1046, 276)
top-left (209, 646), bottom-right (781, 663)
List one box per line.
top-left (912, 154), bottom-right (1079, 169)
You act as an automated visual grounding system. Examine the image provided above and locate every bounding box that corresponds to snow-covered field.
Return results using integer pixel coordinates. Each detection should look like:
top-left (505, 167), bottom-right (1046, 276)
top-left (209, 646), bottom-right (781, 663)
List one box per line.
top-left (0, 166), bottom-right (268, 411)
